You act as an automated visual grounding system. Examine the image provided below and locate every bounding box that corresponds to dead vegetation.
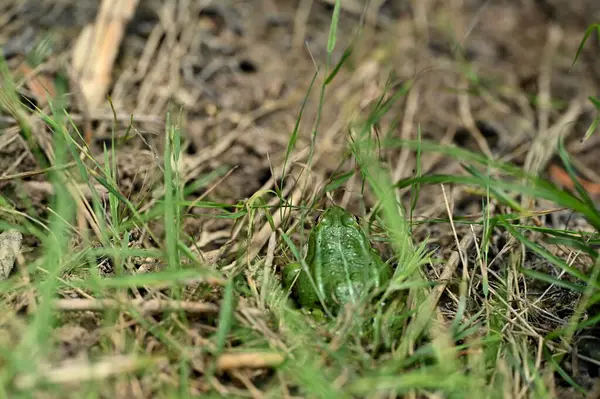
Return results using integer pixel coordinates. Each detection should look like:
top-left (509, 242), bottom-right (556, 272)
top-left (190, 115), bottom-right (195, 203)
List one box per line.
top-left (1, 0), bottom-right (600, 398)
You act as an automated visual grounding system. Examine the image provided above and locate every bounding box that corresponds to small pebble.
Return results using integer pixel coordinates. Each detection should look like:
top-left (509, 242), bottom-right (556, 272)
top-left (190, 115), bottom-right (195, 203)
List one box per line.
top-left (0, 230), bottom-right (23, 280)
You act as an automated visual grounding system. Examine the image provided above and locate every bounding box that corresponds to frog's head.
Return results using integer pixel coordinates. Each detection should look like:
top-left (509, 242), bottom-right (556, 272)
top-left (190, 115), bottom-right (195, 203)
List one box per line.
top-left (317, 206), bottom-right (359, 230)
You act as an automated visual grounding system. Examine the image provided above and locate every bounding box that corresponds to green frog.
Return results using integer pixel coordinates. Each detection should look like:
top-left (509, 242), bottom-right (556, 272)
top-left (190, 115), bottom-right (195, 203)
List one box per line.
top-left (282, 206), bottom-right (394, 316)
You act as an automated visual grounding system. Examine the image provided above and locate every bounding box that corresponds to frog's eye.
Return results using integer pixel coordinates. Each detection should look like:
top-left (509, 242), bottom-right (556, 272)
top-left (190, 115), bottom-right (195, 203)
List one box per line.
top-left (342, 213), bottom-right (358, 226)
top-left (318, 213), bottom-right (333, 225)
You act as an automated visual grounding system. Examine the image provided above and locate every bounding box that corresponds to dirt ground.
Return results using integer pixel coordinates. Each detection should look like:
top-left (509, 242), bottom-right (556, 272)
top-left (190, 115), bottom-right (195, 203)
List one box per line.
top-left (2, 0), bottom-right (600, 213)
top-left (2, 0), bottom-right (600, 397)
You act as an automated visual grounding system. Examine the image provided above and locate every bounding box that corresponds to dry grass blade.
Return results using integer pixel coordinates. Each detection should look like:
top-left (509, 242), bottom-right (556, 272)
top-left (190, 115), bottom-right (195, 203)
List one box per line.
top-left (399, 191), bottom-right (476, 356)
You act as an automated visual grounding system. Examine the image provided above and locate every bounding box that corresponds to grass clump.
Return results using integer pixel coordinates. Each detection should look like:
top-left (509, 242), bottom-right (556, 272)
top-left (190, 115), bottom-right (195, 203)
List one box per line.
top-left (1, 3), bottom-right (600, 398)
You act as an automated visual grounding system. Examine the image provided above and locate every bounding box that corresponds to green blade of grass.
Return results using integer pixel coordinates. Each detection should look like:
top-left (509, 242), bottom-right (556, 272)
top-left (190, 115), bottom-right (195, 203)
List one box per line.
top-left (208, 278), bottom-right (236, 376)
top-left (498, 215), bottom-right (595, 286)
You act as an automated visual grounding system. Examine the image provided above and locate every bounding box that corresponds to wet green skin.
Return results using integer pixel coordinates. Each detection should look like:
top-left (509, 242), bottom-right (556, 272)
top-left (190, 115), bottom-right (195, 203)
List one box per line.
top-left (283, 206), bottom-right (393, 315)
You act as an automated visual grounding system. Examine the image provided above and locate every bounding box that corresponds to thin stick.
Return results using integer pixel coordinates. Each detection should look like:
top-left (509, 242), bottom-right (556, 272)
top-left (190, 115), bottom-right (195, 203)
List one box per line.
top-left (53, 298), bottom-right (220, 314)
top-left (215, 352), bottom-right (284, 372)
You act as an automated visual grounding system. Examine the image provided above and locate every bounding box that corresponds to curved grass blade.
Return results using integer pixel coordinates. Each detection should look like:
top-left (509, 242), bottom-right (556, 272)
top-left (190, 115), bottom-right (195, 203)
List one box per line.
top-left (396, 174), bottom-right (600, 229)
top-left (557, 136), bottom-right (599, 212)
top-left (498, 215), bottom-right (595, 286)
top-left (570, 23), bottom-right (600, 70)
top-left (208, 278), bottom-right (236, 376)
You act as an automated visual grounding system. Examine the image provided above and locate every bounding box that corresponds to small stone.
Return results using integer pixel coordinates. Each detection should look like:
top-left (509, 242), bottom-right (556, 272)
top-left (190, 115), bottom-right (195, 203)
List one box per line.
top-left (0, 230), bottom-right (23, 280)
